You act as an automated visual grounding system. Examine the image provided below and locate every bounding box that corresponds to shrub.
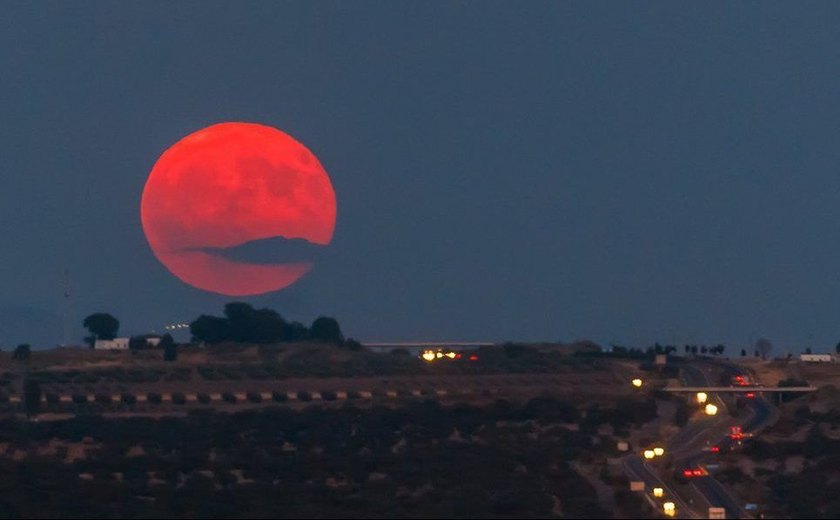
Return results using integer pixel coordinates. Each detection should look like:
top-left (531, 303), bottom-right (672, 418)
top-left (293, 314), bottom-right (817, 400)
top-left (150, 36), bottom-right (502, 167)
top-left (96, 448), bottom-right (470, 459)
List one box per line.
top-left (222, 392), bottom-right (237, 404)
top-left (297, 391), bottom-right (312, 402)
top-left (321, 390), bottom-right (338, 401)
top-left (121, 393), bottom-right (136, 405)
top-left (172, 392), bottom-right (187, 405)
top-left (147, 392), bottom-right (162, 404)
top-left (95, 394), bottom-right (112, 405)
top-left (246, 392), bottom-right (262, 403)
top-left (197, 393), bottom-right (212, 404)
top-left (72, 394), bottom-right (87, 404)
top-left (272, 391), bottom-right (288, 402)
top-left (45, 393), bottom-right (60, 405)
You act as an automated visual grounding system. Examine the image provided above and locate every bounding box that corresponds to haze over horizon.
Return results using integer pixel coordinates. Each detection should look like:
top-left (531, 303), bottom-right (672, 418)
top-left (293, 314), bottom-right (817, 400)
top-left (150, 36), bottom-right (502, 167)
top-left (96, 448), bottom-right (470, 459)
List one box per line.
top-left (2, 2), bottom-right (840, 352)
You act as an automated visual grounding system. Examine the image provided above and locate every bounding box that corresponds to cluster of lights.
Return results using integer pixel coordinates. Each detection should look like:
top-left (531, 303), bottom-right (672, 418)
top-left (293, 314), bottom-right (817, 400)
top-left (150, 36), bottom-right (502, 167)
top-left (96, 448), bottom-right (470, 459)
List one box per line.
top-left (682, 467), bottom-right (707, 478)
top-left (642, 446), bottom-right (666, 459)
top-left (164, 323), bottom-right (190, 331)
top-left (651, 486), bottom-right (674, 516)
top-left (631, 378), bottom-right (643, 388)
top-left (697, 391), bottom-right (717, 414)
top-left (420, 349), bottom-right (479, 363)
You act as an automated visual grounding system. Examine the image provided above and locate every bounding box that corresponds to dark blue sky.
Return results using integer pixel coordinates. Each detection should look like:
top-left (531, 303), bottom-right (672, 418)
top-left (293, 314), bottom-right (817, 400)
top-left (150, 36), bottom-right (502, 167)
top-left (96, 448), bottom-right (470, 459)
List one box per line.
top-left (2, 2), bottom-right (840, 352)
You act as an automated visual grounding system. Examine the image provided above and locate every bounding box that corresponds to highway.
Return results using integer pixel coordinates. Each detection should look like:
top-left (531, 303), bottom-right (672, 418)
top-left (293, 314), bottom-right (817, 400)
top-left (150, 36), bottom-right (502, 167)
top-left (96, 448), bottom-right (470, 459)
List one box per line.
top-left (624, 359), bottom-right (779, 519)
top-left (677, 361), bottom-right (778, 519)
top-left (622, 454), bottom-right (696, 519)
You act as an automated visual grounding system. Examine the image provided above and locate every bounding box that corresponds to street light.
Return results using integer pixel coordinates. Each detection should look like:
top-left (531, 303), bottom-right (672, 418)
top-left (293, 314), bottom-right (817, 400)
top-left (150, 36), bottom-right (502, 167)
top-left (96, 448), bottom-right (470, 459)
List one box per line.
top-left (643, 449), bottom-right (655, 460)
top-left (696, 391), bottom-right (708, 404)
top-left (663, 501), bottom-right (676, 517)
top-left (653, 447), bottom-right (665, 457)
top-left (705, 403), bottom-right (718, 416)
top-left (653, 487), bottom-right (664, 498)
top-left (632, 378), bottom-right (643, 388)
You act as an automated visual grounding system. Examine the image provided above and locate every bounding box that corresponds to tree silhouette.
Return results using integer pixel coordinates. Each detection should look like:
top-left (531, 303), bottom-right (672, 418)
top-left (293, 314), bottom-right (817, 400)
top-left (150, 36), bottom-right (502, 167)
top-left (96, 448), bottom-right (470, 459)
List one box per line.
top-left (161, 334), bottom-right (177, 361)
top-left (82, 313), bottom-right (119, 344)
top-left (190, 315), bottom-right (230, 344)
top-left (13, 344), bottom-right (30, 361)
top-left (756, 338), bottom-right (773, 360)
top-left (741, 349), bottom-right (747, 357)
top-left (311, 316), bottom-right (344, 344)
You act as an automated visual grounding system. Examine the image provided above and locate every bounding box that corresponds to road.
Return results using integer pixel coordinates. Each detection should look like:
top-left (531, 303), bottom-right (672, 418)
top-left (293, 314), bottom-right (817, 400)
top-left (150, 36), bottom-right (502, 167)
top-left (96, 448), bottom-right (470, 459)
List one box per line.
top-left (681, 360), bottom-right (778, 519)
top-left (624, 359), bottom-right (778, 519)
top-left (622, 454), bottom-right (696, 519)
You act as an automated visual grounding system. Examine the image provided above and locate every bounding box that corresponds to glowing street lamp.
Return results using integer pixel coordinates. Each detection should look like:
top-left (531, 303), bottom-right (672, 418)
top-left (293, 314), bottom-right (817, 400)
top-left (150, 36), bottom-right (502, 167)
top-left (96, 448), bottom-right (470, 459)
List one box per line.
top-left (696, 392), bottom-right (708, 404)
top-left (705, 403), bottom-right (718, 416)
top-left (421, 350), bottom-right (436, 362)
top-left (643, 449), bottom-right (655, 460)
top-left (663, 501), bottom-right (676, 517)
top-left (653, 487), bottom-right (664, 498)
top-left (632, 378), bottom-right (643, 388)
top-left (653, 447), bottom-right (665, 457)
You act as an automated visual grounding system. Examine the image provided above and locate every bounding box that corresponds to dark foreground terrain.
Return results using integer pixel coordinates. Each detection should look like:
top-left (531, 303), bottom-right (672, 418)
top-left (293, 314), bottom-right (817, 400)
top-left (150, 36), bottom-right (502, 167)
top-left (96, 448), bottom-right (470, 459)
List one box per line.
top-left (0, 396), bottom-right (658, 519)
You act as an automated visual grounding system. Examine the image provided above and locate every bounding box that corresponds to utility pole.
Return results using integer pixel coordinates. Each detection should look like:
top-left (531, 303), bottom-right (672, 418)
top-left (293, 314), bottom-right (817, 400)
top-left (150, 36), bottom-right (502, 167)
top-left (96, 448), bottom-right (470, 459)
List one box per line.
top-left (62, 268), bottom-right (72, 346)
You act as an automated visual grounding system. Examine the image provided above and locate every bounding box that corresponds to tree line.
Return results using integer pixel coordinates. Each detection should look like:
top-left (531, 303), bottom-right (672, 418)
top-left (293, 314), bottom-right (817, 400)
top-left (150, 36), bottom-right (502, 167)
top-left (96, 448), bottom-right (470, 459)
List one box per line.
top-left (80, 302), bottom-right (349, 351)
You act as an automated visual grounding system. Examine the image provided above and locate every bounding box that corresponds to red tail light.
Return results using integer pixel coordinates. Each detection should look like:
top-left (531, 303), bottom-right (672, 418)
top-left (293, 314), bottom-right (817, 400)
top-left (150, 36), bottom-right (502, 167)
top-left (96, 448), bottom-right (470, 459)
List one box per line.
top-left (468, 355), bottom-right (478, 361)
top-left (746, 392), bottom-right (755, 398)
top-left (455, 353), bottom-right (462, 359)
top-left (683, 469), bottom-right (693, 477)
top-left (710, 446), bottom-right (720, 452)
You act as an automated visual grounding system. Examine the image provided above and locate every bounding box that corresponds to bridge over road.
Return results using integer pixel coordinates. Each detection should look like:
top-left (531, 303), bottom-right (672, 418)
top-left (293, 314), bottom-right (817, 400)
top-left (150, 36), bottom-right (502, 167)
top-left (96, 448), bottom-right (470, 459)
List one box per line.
top-left (662, 386), bottom-right (816, 393)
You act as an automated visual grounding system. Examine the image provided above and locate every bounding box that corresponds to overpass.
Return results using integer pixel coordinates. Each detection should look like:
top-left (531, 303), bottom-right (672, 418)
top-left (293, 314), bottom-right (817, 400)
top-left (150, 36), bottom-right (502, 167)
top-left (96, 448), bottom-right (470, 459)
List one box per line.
top-left (363, 342), bottom-right (494, 347)
top-left (662, 386), bottom-right (816, 393)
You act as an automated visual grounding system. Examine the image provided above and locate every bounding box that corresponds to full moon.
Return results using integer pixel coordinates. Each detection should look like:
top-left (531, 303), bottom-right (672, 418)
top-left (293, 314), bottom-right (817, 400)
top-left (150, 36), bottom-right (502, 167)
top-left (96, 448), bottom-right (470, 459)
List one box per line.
top-left (140, 122), bottom-right (337, 296)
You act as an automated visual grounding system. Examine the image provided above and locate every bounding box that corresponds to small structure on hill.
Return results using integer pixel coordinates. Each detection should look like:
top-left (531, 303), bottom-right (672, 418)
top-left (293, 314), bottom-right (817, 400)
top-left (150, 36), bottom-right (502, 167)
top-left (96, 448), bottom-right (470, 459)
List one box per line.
top-left (800, 354), bottom-right (834, 363)
top-left (94, 337), bottom-right (130, 350)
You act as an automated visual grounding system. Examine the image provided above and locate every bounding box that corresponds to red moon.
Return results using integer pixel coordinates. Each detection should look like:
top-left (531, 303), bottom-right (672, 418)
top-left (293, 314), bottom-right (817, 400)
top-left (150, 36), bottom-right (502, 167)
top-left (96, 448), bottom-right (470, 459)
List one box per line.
top-left (141, 122), bottom-right (336, 296)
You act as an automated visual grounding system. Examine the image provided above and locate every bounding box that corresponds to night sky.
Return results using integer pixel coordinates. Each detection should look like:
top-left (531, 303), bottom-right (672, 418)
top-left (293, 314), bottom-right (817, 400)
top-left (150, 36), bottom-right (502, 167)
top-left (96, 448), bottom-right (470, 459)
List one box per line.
top-left (2, 2), bottom-right (840, 352)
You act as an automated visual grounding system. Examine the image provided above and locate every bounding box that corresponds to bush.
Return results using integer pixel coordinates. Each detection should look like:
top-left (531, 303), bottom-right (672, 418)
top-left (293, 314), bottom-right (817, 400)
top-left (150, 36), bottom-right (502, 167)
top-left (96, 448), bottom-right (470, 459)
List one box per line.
top-left (246, 392), bottom-right (262, 403)
top-left (272, 391), bottom-right (288, 402)
top-left (172, 392), bottom-right (187, 405)
top-left (72, 394), bottom-right (87, 404)
top-left (297, 391), bottom-right (312, 402)
top-left (222, 392), bottom-right (237, 404)
top-left (197, 393), bottom-right (212, 404)
top-left (147, 392), bottom-right (162, 404)
top-left (121, 393), bottom-right (136, 405)
top-left (95, 394), bottom-right (112, 405)
top-left (347, 390), bottom-right (362, 400)
top-left (321, 390), bottom-right (338, 401)
top-left (45, 393), bottom-right (60, 405)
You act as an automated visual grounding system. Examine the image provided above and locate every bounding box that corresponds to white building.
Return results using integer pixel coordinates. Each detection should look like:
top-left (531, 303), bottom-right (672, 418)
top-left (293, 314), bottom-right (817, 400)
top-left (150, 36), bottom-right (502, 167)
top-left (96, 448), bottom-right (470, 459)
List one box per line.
top-left (800, 353), bottom-right (833, 363)
top-left (94, 337), bottom-right (130, 350)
